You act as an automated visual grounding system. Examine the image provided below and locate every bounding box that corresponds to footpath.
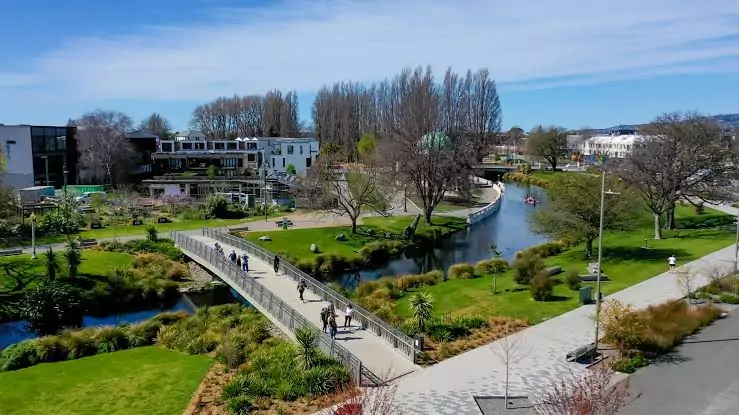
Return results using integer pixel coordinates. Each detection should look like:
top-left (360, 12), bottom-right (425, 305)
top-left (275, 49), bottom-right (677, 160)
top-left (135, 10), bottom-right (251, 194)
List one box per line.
top-left (389, 204), bottom-right (739, 415)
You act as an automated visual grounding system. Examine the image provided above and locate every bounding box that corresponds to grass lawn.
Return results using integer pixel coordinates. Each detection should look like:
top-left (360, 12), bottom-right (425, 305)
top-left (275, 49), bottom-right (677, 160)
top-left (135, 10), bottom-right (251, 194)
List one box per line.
top-left (34, 215), bottom-right (277, 245)
top-left (245, 215), bottom-right (468, 263)
top-left (394, 205), bottom-right (735, 324)
top-left (530, 170), bottom-right (588, 181)
top-left (0, 346), bottom-right (212, 415)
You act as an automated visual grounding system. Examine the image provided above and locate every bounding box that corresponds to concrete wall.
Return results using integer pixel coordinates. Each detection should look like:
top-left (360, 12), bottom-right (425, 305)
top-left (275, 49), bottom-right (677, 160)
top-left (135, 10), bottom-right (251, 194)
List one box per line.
top-left (0, 126), bottom-right (34, 189)
top-left (467, 182), bottom-right (505, 225)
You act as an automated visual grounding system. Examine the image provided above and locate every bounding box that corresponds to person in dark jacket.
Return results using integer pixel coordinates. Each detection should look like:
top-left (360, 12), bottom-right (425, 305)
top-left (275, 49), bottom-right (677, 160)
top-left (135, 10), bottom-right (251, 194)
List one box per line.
top-left (229, 250), bottom-right (237, 262)
top-left (297, 279), bottom-right (307, 301)
top-left (320, 307), bottom-right (329, 333)
top-left (273, 255), bottom-right (280, 273)
top-left (329, 314), bottom-right (338, 339)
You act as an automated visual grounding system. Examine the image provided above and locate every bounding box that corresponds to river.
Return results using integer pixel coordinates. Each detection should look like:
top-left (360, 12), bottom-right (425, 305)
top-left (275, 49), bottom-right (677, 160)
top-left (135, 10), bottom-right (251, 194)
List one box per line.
top-left (339, 182), bottom-right (548, 287)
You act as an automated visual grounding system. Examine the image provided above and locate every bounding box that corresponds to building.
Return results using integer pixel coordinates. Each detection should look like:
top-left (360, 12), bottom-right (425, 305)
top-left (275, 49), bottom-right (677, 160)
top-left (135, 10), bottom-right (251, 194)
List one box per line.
top-left (125, 129), bottom-right (158, 179)
top-left (0, 125), bottom-right (78, 189)
top-left (580, 134), bottom-right (644, 159)
top-left (144, 133), bottom-right (319, 199)
top-left (174, 130), bottom-right (207, 141)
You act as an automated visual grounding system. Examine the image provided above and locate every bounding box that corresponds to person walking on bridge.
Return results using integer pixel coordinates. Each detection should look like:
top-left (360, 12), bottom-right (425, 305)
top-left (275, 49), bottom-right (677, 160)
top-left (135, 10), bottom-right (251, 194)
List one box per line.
top-left (297, 279), bottom-right (307, 302)
top-left (320, 307), bottom-right (329, 333)
top-left (344, 304), bottom-right (354, 328)
top-left (273, 255), bottom-right (280, 274)
top-left (241, 253), bottom-right (249, 272)
top-left (329, 313), bottom-right (338, 339)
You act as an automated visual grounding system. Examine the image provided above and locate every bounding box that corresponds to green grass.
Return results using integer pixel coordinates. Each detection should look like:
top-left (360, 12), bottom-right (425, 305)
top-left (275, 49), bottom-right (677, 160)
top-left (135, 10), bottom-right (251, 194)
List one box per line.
top-left (394, 205), bottom-right (735, 324)
top-left (0, 346), bottom-right (212, 415)
top-left (530, 170), bottom-right (587, 181)
top-left (35, 216), bottom-right (272, 245)
top-left (0, 250), bottom-right (133, 294)
top-left (245, 215), bottom-right (467, 263)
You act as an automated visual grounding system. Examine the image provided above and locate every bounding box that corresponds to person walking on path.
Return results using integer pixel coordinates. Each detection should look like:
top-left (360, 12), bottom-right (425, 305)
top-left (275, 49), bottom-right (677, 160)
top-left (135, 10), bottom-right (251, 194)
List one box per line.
top-left (344, 304), bottom-right (354, 328)
top-left (668, 254), bottom-right (677, 271)
top-left (297, 279), bottom-right (307, 302)
top-left (229, 250), bottom-right (237, 263)
top-left (236, 256), bottom-right (242, 269)
top-left (242, 253), bottom-right (249, 272)
top-left (273, 255), bottom-right (280, 274)
top-left (320, 307), bottom-right (329, 333)
top-left (329, 314), bottom-right (338, 339)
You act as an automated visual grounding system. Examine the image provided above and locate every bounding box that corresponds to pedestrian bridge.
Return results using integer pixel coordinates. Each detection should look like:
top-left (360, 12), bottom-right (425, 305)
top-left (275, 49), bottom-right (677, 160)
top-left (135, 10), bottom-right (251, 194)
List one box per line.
top-left (173, 229), bottom-right (419, 385)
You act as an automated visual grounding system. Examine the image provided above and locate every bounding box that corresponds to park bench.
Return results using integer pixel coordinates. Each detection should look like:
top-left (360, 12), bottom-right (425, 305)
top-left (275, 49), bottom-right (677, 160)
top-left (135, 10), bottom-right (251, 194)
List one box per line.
top-left (579, 274), bottom-right (610, 282)
top-left (546, 266), bottom-right (562, 276)
top-left (565, 343), bottom-right (597, 363)
top-left (0, 248), bottom-right (23, 257)
top-left (79, 239), bottom-right (98, 248)
top-left (275, 219), bottom-right (294, 228)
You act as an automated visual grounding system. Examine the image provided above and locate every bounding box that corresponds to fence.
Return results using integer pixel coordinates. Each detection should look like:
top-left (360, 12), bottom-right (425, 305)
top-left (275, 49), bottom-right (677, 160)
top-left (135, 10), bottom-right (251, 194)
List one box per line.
top-left (202, 228), bottom-right (419, 362)
top-left (467, 182), bottom-right (505, 225)
top-left (173, 232), bottom-right (380, 386)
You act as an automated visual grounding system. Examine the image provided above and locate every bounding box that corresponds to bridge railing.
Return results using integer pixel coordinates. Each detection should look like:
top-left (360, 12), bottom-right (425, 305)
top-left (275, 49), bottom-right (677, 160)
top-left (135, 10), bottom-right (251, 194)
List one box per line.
top-left (173, 231), bottom-right (374, 385)
top-left (202, 228), bottom-right (418, 362)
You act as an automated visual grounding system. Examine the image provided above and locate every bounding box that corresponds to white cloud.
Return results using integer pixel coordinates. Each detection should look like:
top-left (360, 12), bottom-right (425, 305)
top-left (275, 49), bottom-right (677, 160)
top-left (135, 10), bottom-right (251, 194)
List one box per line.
top-left (8, 0), bottom-right (739, 102)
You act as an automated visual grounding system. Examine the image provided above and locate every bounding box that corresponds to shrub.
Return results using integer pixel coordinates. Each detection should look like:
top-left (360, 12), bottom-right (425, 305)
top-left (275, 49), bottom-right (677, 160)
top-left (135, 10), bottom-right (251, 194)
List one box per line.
top-left (125, 321), bottom-right (161, 347)
top-left (335, 403), bottom-right (363, 415)
top-left (225, 395), bottom-right (253, 415)
top-left (358, 240), bottom-right (404, 266)
top-left (59, 330), bottom-right (96, 359)
top-left (530, 274), bottom-right (554, 301)
top-left (93, 327), bottom-right (129, 353)
top-left (145, 225), bottom-right (159, 242)
top-left (0, 341), bottom-right (39, 371)
top-left (20, 280), bottom-right (82, 336)
top-left (204, 194), bottom-right (229, 219)
top-left (165, 262), bottom-right (190, 281)
top-left (399, 320), bottom-right (421, 337)
top-left (448, 263), bottom-right (475, 279)
top-left (512, 251), bottom-right (544, 285)
top-left (565, 270), bottom-right (581, 291)
top-left (32, 336), bottom-right (69, 363)
top-left (718, 293), bottom-right (739, 304)
top-left (611, 354), bottom-right (648, 374)
top-left (474, 259), bottom-right (510, 277)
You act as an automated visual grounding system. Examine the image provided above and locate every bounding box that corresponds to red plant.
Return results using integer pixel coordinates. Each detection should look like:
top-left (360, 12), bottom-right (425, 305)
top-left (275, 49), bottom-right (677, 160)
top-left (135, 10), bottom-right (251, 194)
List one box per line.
top-left (334, 403), bottom-right (363, 415)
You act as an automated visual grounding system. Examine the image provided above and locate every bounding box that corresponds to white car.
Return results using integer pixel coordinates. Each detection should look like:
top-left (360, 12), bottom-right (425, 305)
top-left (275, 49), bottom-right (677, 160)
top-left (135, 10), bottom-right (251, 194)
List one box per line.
top-left (75, 191), bottom-right (107, 204)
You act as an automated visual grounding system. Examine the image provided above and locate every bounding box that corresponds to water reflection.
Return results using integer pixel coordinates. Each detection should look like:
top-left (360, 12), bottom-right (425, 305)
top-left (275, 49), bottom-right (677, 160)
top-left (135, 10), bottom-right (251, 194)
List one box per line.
top-left (340, 182), bottom-right (548, 287)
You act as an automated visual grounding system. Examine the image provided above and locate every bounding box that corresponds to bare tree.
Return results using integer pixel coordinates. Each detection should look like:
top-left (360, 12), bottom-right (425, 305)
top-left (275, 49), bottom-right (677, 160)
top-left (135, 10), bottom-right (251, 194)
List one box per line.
top-left (191, 92), bottom-right (298, 139)
top-left (524, 126), bottom-right (568, 171)
top-left (319, 376), bottom-right (402, 415)
top-left (675, 269), bottom-right (698, 305)
top-left (139, 112), bottom-right (172, 139)
top-left (464, 68), bottom-right (503, 162)
top-left (295, 151), bottom-right (395, 233)
top-left (620, 112), bottom-right (734, 238)
top-left (491, 325), bottom-right (528, 409)
top-left (75, 110), bottom-right (135, 185)
top-left (534, 366), bottom-right (631, 415)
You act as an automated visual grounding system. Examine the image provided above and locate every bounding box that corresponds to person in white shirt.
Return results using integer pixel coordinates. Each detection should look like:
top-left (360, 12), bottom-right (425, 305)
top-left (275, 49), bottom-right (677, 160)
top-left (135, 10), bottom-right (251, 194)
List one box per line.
top-left (668, 254), bottom-right (677, 271)
top-left (344, 304), bottom-right (354, 328)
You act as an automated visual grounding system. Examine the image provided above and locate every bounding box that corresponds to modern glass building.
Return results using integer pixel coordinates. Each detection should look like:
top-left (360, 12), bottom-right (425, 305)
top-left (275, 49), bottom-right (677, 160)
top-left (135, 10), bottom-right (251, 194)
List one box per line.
top-left (0, 125), bottom-right (78, 189)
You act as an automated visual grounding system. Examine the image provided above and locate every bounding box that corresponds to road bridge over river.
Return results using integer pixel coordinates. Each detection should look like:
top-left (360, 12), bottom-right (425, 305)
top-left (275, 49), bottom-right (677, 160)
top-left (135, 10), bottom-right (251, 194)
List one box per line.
top-left (173, 229), bottom-right (419, 385)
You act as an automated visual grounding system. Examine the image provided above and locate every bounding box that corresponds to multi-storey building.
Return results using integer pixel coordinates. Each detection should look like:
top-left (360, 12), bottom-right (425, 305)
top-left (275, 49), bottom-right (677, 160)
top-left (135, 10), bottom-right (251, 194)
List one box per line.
top-left (0, 124), bottom-right (78, 189)
top-left (144, 133), bottom-right (319, 199)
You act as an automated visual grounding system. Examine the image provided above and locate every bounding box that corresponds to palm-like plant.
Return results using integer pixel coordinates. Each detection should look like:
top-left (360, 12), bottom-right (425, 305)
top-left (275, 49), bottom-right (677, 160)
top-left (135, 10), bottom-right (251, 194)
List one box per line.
top-left (20, 280), bottom-right (81, 335)
top-left (65, 237), bottom-right (82, 280)
top-left (409, 291), bottom-right (434, 333)
top-left (294, 326), bottom-right (319, 370)
top-left (44, 246), bottom-right (60, 281)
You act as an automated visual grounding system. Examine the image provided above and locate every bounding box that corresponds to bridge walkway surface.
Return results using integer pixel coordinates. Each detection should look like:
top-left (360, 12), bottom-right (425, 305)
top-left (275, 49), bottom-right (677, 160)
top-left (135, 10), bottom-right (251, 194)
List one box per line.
top-left (175, 230), bottom-right (419, 382)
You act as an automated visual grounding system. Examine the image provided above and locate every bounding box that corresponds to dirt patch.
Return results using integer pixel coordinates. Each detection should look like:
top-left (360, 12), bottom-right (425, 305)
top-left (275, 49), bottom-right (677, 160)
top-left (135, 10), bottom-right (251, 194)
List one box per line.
top-left (418, 317), bottom-right (529, 365)
top-left (184, 363), bottom-right (234, 415)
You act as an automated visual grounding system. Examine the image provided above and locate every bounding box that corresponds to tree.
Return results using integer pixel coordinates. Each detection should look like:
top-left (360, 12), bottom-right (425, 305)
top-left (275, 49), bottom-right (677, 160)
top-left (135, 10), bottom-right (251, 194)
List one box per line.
top-left (294, 152), bottom-right (394, 233)
top-left (74, 110), bottom-right (136, 185)
top-left (294, 326), bottom-right (319, 370)
top-left (20, 280), bottom-right (81, 335)
top-left (530, 274), bottom-right (554, 301)
top-left (64, 238), bottom-right (82, 280)
top-left (512, 251), bottom-right (545, 285)
top-left (44, 246), bottom-right (59, 281)
top-left (409, 291), bottom-right (434, 332)
top-left (675, 269), bottom-right (697, 305)
top-left (140, 112), bottom-right (173, 139)
top-left (534, 365), bottom-right (631, 415)
top-left (598, 299), bottom-right (645, 356)
top-left (357, 133), bottom-right (378, 160)
top-left (285, 164), bottom-right (297, 175)
top-left (620, 112), bottom-right (734, 238)
top-left (491, 325), bottom-right (527, 409)
top-left (525, 126), bottom-right (568, 171)
top-left (531, 173), bottom-right (639, 257)
top-left (319, 372), bottom-right (403, 415)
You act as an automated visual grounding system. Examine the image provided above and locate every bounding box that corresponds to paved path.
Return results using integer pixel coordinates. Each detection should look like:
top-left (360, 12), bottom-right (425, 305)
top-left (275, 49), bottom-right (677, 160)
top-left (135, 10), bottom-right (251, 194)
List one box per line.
top-left (188, 234), bottom-right (419, 379)
top-left (389, 206), bottom-right (739, 414)
top-left (619, 305), bottom-right (739, 415)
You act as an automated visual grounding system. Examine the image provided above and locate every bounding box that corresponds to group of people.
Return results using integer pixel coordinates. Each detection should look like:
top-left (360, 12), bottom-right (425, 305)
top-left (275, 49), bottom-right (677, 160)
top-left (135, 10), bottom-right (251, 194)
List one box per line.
top-left (214, 243), bottom-right (250, 272)
top-left (319, 302), bottom-right (354, 339)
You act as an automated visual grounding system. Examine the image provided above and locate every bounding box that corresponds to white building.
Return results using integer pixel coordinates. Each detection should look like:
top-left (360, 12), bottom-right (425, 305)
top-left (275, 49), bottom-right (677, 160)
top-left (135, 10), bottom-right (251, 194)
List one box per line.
top-left (174, 130), bottom-right (207, 141)
top-left (1, 126), bottom-right (34, 189)
top-left (580, 134), bottom-right (645, 159)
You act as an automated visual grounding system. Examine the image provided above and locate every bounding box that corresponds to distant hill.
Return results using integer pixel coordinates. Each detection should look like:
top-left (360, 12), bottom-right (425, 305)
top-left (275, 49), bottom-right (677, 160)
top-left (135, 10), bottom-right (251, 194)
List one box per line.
top-left (590, 113), bottom-right (739, 134)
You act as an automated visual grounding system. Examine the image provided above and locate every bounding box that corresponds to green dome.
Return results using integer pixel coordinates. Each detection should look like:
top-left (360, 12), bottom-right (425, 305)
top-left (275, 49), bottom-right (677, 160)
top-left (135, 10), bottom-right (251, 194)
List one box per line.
top-left (419, 132), bottom-right (452, 150)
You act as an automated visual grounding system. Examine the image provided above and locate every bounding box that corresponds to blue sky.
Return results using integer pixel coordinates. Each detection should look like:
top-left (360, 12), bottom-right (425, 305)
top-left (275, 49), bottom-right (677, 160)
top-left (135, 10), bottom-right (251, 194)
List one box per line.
top-left (1, 0), bottom-right (738, 132)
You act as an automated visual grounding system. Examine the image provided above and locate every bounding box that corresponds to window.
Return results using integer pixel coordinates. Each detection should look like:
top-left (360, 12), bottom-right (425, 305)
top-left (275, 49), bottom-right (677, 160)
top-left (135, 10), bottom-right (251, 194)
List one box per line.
top-left (45, 136), bottom-right (56, 151)
top-left (287, 145), bottom-right (294, 155)
top-left (272, 158), bottom-right (275, 167)
top-left (195, 142), bottom-right (205, 150)
top-left (247, 143), bottom-right (257, 150)
top-left (247, 154), bottom-right (256, 162)
top-left (306, 157), bottom-right (312, 168)
top-left (300, 145), bottom-right (303, 155)
top-left (32, 135), bottom-right (44, 153)
top-left (56, 136), bottom-right (66, 151)
top-left (227, 142), bottom-right (237, 150)
top-left (282, 158), bottom-right (285, 168)
top-left (215, 142), bottom-right (225, 150)
top-left (161, 143), bottom-right (173, 152)
top-left (31, 127), bottom-right (43, 136)
top-left (181, 143), bottom-right (192, 150)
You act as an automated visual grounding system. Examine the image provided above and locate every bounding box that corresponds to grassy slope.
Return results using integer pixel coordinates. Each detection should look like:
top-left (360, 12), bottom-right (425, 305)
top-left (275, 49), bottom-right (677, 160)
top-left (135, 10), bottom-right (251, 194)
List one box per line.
top-left (394, 205), bottom-right (735, 324)
top-left (245, 215), bottom-right (467, 263)
top-left (0, 346), bottom-right (212, 415)
top-left (0, 251), bottom-right (133, 294)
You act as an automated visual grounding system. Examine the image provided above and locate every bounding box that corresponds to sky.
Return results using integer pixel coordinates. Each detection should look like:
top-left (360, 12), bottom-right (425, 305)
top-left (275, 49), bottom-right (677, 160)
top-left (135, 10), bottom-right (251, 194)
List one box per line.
top-left (1, 0), bottom-right (739, 132)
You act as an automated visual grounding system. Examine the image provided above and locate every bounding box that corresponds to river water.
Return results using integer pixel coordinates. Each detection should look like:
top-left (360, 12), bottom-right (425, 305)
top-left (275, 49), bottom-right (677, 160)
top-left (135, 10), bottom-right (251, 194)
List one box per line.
top-left (340, 182), bottom-right (548, 287)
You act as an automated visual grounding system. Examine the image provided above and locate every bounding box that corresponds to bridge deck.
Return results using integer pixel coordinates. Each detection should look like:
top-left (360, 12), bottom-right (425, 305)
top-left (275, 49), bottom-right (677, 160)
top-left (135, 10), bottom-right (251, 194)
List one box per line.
top-left (186, 234), bottom-right (418, 379)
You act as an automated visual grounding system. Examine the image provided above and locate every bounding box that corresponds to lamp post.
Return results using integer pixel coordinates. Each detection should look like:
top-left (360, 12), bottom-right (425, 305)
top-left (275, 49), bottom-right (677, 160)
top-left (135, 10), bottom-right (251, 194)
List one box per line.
top-left (593, 169), bottom-right (620, 360)
top-left (41, 155), bottom-right (50, 186)
top-left (63, 162), bottom-right (68, 196)
top-left (30, 212), bottom-right (37, 259)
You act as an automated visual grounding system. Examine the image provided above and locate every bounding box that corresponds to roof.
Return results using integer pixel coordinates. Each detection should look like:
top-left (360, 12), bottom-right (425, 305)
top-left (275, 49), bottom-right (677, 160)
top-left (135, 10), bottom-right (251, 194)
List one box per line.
top-left (175, 130), bottom-right (205, 138)
top-left (584, 134), bottom-right (646, 146)
top-left (126, 129), bottom-right (158, 139)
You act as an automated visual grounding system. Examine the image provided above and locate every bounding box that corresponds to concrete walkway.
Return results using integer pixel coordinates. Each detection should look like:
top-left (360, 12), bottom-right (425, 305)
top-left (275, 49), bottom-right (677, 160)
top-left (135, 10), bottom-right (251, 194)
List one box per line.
top-left (390, 206), bottom-right (739, 414)
top-left (189, 234), bottom-right (419, 379)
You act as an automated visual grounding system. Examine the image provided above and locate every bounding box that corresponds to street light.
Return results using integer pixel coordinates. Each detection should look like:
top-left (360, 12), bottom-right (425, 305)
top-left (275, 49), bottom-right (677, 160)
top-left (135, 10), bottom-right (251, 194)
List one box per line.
top-left (30, 212), bottom-right (37, 259)
top-left (593, 169), bottom-right (620, 360)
